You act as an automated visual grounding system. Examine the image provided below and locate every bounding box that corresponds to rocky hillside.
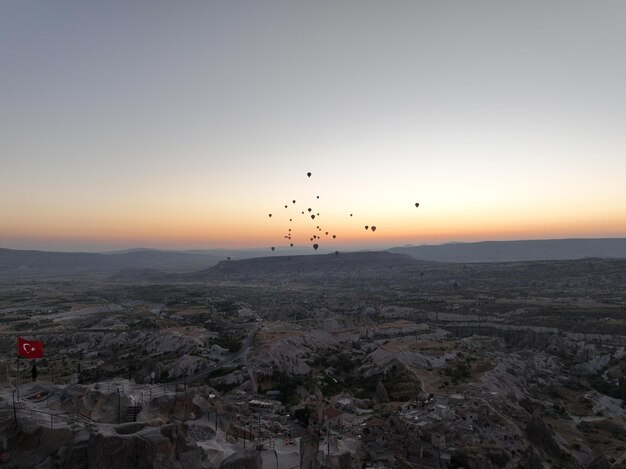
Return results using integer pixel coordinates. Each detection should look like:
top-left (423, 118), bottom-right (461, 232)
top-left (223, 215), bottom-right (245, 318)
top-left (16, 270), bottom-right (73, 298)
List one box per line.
top-left (389, 237), bottom-right (626, 262)
top-left (185, 251), bottom-right (425, 281)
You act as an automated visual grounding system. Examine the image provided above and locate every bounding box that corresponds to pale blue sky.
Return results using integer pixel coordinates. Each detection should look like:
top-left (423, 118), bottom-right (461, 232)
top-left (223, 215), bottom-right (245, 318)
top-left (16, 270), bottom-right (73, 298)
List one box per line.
top-left (1, 1), bottom-right (625, 251)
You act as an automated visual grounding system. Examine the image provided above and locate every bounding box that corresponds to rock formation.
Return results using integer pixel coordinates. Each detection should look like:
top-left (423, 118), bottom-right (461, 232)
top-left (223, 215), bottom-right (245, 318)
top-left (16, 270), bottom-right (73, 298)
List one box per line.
top-left (526, 414), bottom-right (563, 458)
top-left (219, 450), bottom-right (262, 469)
top-left (373, 381), bottom-right (389, 404)
top-left (585, 447), bottom-right (610, 469)
top-left (518, 444), bottom-right (544, 469)
top-left (300, 433), bottom-right (320, 469)
top-left (81, 422), bottom-right (202, 469)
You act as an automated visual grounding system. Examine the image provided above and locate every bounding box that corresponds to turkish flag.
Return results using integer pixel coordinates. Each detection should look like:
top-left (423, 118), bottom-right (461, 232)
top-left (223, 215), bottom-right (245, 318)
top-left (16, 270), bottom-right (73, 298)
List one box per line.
top-left (17, 337), bottom-right (44, 359)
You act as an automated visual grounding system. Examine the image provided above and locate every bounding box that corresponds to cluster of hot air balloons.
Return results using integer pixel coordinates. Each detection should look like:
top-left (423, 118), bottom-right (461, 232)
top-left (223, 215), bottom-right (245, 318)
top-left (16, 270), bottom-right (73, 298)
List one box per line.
top-left (266, 171), bottom-right (420, 252)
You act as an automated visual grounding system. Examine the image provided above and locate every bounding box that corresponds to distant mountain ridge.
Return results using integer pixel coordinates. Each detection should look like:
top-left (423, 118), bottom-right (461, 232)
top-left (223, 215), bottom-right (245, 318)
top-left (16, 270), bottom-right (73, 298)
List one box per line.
top-left (2, 238), bottom-right (625, 276)
top-left (0, 246), bottom-right (337, 275)
top-left (388, 238), bottom-right (626, 263)
top-left (0, 247), bottom-right (222, 274)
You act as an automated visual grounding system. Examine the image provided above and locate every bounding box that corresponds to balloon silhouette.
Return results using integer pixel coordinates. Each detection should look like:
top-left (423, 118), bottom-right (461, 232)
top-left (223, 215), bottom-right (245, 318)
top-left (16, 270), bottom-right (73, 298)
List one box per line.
top-left (313, 243), bottom-right (319, 250)
top-left (264, 171), bottom-right (418, 252)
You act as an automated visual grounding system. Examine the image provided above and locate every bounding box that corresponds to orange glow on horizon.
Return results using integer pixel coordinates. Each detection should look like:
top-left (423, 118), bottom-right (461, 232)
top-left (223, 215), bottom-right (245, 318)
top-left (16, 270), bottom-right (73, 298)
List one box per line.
top-left (3, 174), bottom-right (625, 251)
top-left (3, 213), bottom-right (625, 251)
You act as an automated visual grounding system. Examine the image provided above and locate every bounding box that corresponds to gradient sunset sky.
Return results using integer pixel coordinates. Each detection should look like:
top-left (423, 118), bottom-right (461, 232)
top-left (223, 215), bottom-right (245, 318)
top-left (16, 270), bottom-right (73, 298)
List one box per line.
top-left (1, 1), bottom-right (625, 252)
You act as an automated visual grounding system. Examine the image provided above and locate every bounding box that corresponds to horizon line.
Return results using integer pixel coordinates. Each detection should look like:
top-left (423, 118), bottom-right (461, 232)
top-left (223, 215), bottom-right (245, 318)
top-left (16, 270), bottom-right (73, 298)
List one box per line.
top-left (1, 235), bottom-right (625, 254)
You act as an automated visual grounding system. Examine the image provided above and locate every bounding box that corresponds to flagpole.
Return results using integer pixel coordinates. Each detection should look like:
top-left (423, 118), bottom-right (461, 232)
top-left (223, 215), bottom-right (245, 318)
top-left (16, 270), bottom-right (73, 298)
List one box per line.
top-left (15, 354), bottom-right (20, 403)
top-left (16, 337), bottom-right (20, 399)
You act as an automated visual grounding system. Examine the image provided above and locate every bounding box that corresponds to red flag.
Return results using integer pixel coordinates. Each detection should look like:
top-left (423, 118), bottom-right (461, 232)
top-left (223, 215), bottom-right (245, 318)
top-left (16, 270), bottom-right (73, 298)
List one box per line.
top-left (17, 337), bottom-right (44, 359)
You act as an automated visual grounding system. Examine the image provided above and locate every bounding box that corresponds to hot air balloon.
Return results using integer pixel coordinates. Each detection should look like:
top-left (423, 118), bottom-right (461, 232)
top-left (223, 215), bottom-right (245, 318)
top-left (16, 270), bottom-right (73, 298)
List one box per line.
top-left (290, 218), bottom-right (292, 221)
top-left (313, 243), bottom-right (319, 250)
top-left (316, 195), bottom-right (319, 199)
top-left (308, 208), bottom-right (312, 212)
top-left (334, 251), bottom-right (339, 255)
top-left (292, 200), bottom-right (296, 204)
top-left (268, 214), bottom-right (272, 218)
top-left (371, 226), bottom-right (377, 232)
top-left (415, 203), bottom-right (420, 208)
top-left (271, 247), bottom-right (275, 251)
top-left (311, 215), bottom-right (315, 219)
top-left (350, 214), bottom-right (353, 217)
top-left (227, 256), bottom-right (231, 260)
top-left (332, 235), bottom-right (336, 239)
top-left (290, 243), bottom-right (294, 247)
top-left (365, 225), bottom-right (369, 230)
top-left (307, 172), bottom-right (311, 177)
top-left (289, 228), bottom-right (291, 231)
top-left (325, 231), bottom-right (328, 235)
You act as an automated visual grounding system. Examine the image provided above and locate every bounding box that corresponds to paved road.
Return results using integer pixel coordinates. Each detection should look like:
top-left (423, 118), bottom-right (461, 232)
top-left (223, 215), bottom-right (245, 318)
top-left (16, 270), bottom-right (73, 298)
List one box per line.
top-left (172, 324), bottom-right (261, 385)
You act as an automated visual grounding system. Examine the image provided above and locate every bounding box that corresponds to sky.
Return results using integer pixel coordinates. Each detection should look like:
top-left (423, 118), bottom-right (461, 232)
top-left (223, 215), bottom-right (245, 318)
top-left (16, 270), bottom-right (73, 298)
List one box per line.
top-left (1, 1), bottom-right (625, 252)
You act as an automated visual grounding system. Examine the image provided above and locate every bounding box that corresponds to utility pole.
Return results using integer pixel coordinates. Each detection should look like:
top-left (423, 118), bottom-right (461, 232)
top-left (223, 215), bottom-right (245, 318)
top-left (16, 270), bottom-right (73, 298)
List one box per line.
top-left (326, 419), bottom-right (332, 457)
top-left (12, 389), bottom-right (17, 424)
top-left (116, 388), bottom-right (121, 424)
